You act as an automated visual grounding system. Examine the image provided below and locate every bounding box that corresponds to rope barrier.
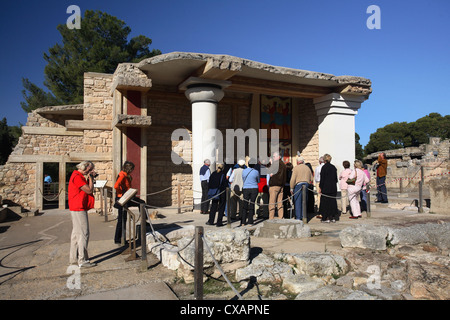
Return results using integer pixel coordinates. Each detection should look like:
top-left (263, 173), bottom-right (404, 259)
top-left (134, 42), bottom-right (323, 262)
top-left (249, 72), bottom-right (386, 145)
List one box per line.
top-left (202, 234), bottom-right (243, 300)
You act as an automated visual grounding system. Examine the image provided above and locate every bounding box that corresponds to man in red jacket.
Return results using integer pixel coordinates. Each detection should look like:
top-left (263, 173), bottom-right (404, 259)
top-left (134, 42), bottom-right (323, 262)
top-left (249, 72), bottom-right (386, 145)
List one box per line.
top-left (68, 160), bottom-right (96, 268)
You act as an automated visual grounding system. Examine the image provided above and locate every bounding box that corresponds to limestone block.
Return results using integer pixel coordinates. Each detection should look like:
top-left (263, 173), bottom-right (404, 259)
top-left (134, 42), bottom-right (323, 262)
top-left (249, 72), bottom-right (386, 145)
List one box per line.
top-left (253, 219), bottom-right (311, 239)
top-left (282, 274), bottom-right (325, 294)
top-left (276, 252), bottom-right (349, 277)
top-left (235, 253), bottom-right (293, 283)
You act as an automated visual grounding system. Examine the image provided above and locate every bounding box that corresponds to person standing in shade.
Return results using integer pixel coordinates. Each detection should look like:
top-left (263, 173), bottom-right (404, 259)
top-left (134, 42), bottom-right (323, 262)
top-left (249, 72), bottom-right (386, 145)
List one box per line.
top-left (338, 160), bottom-right (352, 215)
top-left (268, 151), bottom-right (286, 219)
top-left (376, 152), bottom-right (389, 203)
top-left (200, 159), bottom-right (211, 214)
top-left (318, 154), bottom-right (338, 223)
top-left (68, 160), bottom-right (96, 268)
top-left (290, 156), bottom-right (313, 221)
top-left (314, 156), bottom-right (324, 216)
top-left (206, 164), bottom-right (228, 227)
top-left (229, 159), bottom-right (246, 220)
top-left (113, 161), bottom-right (135, 245)
top-left (348, 160), bottom-right (370, 219)
top-left (241, 159), bottom-right (260, 226)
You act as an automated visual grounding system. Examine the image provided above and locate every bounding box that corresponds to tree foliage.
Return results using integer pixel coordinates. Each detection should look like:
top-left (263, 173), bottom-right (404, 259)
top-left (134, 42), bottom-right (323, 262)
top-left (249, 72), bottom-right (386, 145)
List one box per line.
top-left (364, 113), bottom-right (450, 154)
top-left (0, 118), bottom-right (20, 165)
top-left (21, 10), bottom-right (161, 112)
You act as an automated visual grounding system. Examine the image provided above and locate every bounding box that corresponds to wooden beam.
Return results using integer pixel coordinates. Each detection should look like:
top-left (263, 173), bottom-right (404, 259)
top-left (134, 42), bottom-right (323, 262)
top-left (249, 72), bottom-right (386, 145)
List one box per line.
top-left (192, 59), bottom-right (241, 81)
top-left (65, 120), bottom-right (112, 131)
top-left (22, 126), bottom-right (83, 136)
top-left (227, 76), bottom-right (333, 98)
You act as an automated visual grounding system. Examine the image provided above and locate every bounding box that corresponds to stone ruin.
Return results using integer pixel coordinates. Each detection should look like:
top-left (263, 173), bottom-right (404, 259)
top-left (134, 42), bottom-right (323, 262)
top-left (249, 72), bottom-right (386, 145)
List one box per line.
top-left (146, 220), bottom-right (450, 300)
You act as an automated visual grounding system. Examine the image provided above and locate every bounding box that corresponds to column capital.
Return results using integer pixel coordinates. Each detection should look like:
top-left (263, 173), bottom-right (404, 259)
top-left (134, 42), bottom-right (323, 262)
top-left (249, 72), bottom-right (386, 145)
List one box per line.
top-left (313, 93), bottom-right (366, 117)
top-left (179, 77), bottom-right (231, 103)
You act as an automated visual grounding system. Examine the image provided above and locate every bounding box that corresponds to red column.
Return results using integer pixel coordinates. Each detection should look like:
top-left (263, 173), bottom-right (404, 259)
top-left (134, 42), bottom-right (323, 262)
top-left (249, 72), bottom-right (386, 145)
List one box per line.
top-left (126, 91), bottom-right (141, 195)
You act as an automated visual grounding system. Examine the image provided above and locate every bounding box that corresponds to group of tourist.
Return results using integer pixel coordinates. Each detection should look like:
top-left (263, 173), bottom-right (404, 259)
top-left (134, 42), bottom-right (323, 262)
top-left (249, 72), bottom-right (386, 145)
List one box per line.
top-left (66, 152), bottom-right (388, 268)
top-left (199, 151), bottom-right (389, 226)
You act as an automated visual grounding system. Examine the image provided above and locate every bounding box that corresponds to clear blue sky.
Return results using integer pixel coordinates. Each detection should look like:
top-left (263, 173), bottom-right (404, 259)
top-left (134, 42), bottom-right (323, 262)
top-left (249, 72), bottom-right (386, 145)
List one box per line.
top-left (0, 0), bottom-right (449, 148)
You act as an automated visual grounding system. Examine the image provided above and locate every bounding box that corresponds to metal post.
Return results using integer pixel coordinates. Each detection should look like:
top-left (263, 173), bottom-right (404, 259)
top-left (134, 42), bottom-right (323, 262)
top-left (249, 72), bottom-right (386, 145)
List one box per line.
top-left (121, 206), bottom-right (126, 246)
top-left (226, 187), bottom-right (231, 228)
top-left (194, 226), bottom-right (204, 300)
top-left (103, 187), bottom-right (108, 222)
top-left (418, 166), bottom-right (424, 213)
top-left (140, 203), bottom-right (148, 271)
top-left (177, 182), bottom-right (181, 214)
top-left (302, 185), bottom-right (307, 224)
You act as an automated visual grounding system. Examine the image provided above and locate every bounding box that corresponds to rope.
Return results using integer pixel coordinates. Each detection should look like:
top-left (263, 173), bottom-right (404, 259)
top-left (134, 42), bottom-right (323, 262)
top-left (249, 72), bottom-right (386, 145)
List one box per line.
top-left (202, 234), bottom-right (243, 300)
top-left (38, 188), bottom-right (63, 202)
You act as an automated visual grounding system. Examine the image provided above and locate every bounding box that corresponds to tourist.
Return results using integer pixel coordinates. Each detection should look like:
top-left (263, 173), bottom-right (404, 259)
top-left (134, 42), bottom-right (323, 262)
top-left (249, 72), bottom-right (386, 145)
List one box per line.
top-left (268, 151), bottom-right (286, 219)
top-left (314, 156), bottom-right (325, 215)
top-left (348, 160), bottom-right (370, 219)
top-left (229, 159), bottom-right (246, 220)
top-left (283, 162), bottom-right (293, 218)
top-left (376, 152), bottom-right (389, 203)
top-left (206, 164), bottom-right (228, 227)
top-left (290, 156), bottom-right (313, 220)
top-left (241, 159), bottom-right (260, 226)
top-left (360, 164), bottom-right (371, 213)
top-left (68, 160), bottom-right (96, 268)
top-left (305, 163), bottom-right (315, 215)
top-left (113, 161), bottom-right (135, 245)
top-left (256, 159), bottom-right (269, 220)
top-left (318, 154), bottom-right (338, 223)
top-left (338, 161), bottom-right (352, 215)
top-left (200, 159), bottom-right (211, 214)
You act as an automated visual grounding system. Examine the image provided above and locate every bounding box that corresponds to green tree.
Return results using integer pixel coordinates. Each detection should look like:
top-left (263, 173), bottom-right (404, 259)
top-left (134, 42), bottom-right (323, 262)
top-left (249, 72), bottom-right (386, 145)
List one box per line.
top-left (0, 118), bottom-right (16, 164)
top-left (364, 113), bottom-right (450, 154)
top-left (355, 132), bottom-right (364, 160)
top-left (21, 10), bottom-right (161, 112)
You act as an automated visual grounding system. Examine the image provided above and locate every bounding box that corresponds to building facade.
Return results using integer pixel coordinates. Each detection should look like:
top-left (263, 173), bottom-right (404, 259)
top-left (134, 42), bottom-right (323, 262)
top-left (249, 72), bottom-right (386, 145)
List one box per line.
top-left (0, 52), bottom-right (372, 211)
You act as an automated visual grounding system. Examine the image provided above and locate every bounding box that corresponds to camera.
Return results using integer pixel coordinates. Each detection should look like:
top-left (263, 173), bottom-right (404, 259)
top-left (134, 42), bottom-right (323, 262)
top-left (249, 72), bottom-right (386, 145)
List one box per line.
top-left (90, 172), bottom-right (99, 178)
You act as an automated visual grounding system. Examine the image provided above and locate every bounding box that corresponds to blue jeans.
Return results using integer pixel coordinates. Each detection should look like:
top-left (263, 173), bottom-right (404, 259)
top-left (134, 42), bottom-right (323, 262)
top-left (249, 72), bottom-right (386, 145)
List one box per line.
top-left (376, 176), bottom-right (388, 202)
top-left (293, 183), bottom-right (308, 220)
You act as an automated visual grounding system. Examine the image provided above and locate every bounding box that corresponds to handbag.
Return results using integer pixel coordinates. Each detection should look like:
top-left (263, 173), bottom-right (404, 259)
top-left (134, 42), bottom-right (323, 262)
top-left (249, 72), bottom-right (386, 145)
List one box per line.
top-left (346, 170), bottom-right (357, 185)
top-left (208, 175), bottom-right (224, 200)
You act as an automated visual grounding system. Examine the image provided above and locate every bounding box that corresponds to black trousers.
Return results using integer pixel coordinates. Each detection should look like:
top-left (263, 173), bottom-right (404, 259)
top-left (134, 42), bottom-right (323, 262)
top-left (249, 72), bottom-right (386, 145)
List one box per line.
top-left (242, 188), bottom-right (258, 225)
top-left (114, 196), bottom-right (145, 243)
top-left (208, 192), bottom-right (226, 225)
top-left (201, 180), bottom-right (210, 213)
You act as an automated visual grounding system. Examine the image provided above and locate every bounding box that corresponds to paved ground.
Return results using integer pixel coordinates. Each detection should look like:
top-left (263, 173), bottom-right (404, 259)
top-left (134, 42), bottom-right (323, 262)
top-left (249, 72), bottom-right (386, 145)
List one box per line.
top-left (0, 190), bottom-right (448, 300)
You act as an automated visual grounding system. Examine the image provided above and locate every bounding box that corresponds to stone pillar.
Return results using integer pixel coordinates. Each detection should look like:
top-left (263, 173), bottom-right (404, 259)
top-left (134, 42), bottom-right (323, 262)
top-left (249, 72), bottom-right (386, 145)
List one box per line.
top-left (313, 93), bottom-right (367, 179)
top-left (180, 77), bottom-right (231, 210)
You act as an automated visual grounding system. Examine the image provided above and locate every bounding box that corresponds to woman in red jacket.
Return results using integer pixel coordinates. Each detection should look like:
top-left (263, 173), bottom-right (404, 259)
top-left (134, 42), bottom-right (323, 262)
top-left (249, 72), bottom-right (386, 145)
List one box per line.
top-left (114, 161), bottom-right (135, 245)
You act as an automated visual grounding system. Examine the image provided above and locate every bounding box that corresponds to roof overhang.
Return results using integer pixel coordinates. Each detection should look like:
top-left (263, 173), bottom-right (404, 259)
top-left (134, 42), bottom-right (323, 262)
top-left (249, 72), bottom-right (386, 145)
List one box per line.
top-left (134, 52), bottom-right (372, 99)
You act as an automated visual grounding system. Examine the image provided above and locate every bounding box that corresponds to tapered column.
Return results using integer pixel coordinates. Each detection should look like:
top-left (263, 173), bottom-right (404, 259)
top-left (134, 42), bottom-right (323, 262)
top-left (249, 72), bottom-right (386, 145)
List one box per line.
top-left (313, 93), bottom-right (367, 178)
top-left (180, 77), bottom-right (230, 210)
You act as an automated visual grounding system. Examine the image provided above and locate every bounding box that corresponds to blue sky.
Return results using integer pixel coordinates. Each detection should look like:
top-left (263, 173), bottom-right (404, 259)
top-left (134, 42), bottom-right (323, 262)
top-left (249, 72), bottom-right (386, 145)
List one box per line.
top-left (0, 0), bottom-right (449, 147)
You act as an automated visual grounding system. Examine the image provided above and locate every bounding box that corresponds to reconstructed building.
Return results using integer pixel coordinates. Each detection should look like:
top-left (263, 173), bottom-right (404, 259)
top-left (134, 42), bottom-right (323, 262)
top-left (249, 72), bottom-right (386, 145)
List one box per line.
top-left (0, 52), bottom-right (372, 211)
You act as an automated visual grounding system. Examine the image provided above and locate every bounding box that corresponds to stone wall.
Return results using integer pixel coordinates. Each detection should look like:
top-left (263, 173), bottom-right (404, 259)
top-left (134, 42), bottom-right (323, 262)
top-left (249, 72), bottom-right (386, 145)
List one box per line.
top-left (296, 98), bottom-right (319, 168)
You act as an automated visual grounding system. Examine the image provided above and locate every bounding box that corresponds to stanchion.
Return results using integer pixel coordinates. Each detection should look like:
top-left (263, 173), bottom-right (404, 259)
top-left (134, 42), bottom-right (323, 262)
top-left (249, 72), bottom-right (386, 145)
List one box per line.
top-left (140, 203), bottom-right (148, 271)
top-left (302, 185), bottom-right (307, 224)
top-left (194, 226), bottom-right (204, 300)
top-left (226, 187), bottom-right (231, 228)
top-left (419, 166), bottom-right (424, 213)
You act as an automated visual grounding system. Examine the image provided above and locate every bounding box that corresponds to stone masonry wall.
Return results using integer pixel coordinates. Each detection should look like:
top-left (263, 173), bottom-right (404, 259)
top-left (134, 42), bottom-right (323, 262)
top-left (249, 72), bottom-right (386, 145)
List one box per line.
top-left (0, 110), bottom-right (84, 209)
top-left (296, 98), bottom-right (319, 169)
top-left (146, 91), bottom-right (252, 207)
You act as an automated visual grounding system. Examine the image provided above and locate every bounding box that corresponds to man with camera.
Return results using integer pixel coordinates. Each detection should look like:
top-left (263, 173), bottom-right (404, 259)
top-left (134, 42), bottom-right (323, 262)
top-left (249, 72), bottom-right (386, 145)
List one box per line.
top-left (68, 160), bottom-right (97, 268)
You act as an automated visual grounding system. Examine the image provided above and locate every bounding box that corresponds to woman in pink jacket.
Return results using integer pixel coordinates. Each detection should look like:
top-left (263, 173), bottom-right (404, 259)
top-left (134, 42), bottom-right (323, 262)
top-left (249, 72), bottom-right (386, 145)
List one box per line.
top-left (348, 160), bottom-right (370, 219)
